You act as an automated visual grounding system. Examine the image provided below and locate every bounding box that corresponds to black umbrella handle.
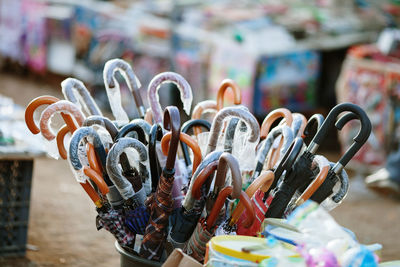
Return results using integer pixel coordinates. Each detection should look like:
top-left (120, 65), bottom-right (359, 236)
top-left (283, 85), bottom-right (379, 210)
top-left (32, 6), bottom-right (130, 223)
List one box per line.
top-left (149, 124), bottom-right (163, 192)
top-left (308, 103), bottom-right (371, 172)
top-left (303, 114), bottom-right (324, 145)
top-left (115, 122), bottom-right (147, 144)
top-left (181, 119), bottom-right (211, 167)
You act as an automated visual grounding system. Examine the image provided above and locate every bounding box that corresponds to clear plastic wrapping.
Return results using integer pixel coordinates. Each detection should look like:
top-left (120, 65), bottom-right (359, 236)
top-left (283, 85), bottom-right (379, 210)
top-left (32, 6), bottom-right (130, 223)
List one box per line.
top-left (147, 72), bottom-right (193, 124)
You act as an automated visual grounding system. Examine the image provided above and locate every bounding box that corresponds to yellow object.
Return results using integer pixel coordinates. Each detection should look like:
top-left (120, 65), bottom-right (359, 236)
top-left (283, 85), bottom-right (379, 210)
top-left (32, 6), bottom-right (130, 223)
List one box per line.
top-left (209, 235), bottom-right (297, 264)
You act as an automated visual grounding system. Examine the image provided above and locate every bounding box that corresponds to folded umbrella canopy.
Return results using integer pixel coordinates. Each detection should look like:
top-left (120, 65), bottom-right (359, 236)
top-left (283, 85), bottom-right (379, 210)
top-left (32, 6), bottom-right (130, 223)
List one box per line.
top-left (184, 186), bottom-right (255, 263)
top-left (139, 106), bottom-right (181, 261)
top-left (106, 137), bottom-right (149, 235)
top-left (167, 151), bottom-right (222, 249)
top-left (68, 127), bottom-right (136, 248)
top-left (265, 152), bottom-right (330, 219)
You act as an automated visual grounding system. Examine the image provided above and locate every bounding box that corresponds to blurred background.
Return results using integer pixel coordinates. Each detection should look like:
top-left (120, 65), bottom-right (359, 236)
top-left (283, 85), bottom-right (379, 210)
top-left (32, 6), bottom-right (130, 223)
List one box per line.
top-left (0, 0), bottom-right (400, 266)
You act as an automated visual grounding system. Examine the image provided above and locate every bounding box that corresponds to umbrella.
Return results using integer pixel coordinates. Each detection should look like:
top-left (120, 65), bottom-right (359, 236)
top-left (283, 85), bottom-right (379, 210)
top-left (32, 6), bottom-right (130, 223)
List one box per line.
top-left (106, 137), bottom-right (149, 235)
top-left (130, 118), bottom-right (152, 137)
top-left (147, 72), bottom-right (193, 124)
top-left (69, 126), bottom-right (124, 208)
top-left (103, 58), bottom-right (145, 122)
top-left (307, 103), bottom-right (371, 203)
top-left (191, 100), bottom-right (217, 136)
top-left (61, 77), bottom-right (103, 116)
top-left (223, 118), bottom-right (249, 154)
top-left (184, 186), bottom-right (254, 263)
top-left (167, 151), bottom-right (222, 249)
top-left (25, 96), bottom-right (79, 159)
top-left (139, 106), bottom-right (181, 261)
top-left (67, 127), bottom-right (136, 248)
top-left (180, 119), bottom-right (211, 167)
top-left (206, 106), bottom-right (260, 155)
top-left (160, 131), bottom-right (202, 205)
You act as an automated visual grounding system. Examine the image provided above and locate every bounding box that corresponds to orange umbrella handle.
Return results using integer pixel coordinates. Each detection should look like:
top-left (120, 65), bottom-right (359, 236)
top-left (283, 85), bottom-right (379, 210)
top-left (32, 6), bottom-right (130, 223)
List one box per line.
top-left (191, 100), bottom-right (217, 136)
top-left (238, 191), bottom-right (255, 228)
top-left (260, 108), bottom-right (293, 139)
top-left (191, 161), bottom-right (219, 199)
top-left (56, 125), bottom-right (70, 160)
top-left (83, 166), bottom-right (109, 196)
top-left (230, 171), bottom-right (274, 224)
top-left (161, 132), bottom-right (202, 174)
top-left (295, 159), bottom-right (330, 206)
top-left (86, 143), bottom-right (102, 175)
top-left (25, 96), bottom-right (77, 134)
top-left (80, 182), bottom-right (103, 208)
top-left (206, 186), bottom-right (233, 230)
top-left (40, 100), bottom-right (84, 140)
top-left (216, 79), bottom-right (241, 110)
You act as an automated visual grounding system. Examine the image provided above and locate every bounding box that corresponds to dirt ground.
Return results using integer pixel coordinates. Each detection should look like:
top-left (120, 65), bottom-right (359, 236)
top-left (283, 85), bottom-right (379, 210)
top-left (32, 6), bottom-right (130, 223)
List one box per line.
top-left (1, 71), bottom-right (399, 266)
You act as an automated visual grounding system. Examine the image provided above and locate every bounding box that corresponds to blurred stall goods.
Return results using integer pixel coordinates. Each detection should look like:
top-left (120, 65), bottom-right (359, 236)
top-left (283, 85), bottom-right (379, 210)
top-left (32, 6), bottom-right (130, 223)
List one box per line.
top-left (336, 37), bottom-right (400, 170)
top-left (0, 0), bottom-right (394, 117)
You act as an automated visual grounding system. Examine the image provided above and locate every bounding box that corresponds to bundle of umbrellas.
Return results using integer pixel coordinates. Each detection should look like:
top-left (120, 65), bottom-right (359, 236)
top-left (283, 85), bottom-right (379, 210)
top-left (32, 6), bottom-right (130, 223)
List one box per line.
top-left (24, 58), bottom-right (372, 263)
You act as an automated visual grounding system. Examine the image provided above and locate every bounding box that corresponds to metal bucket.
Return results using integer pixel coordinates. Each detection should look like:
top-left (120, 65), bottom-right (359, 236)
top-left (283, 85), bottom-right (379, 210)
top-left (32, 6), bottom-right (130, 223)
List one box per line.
top-left (115, 241), bottom-right (163, 267)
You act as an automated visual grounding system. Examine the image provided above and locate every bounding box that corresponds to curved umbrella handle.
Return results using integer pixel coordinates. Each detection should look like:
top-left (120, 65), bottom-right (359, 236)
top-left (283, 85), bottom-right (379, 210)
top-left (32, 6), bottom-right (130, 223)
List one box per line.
top-left (206, 106), bottom-right (260, 154)
top-left (40, 100), bottom-right (85, 141)
top-left (260, 108), bottom-right (293, 139)
top-left (147, 72), bottom-right (193, 124)
top-left (115, 122), bottom-right (147, 144)
top-left (295, 155), bottom-right (330, 206)
top-left (106, 137), bottom-right (148, 200)
top-left (183, 151), bottom-right (223, 211)
top-left (25, 96), bottom-right (76, 134)
top-left (56, 125), bottom-right (70, 160)
top-left (191, 100), bottom-right (217, 136)
top-left (307, 103), bottom-right (371, 174)
top-left (83, 115), bottom-right (119, 140)
top-left (83, 166), bottom-right (109, 196)
top-left (181, 119), bottom-right (211, 166)
top-left (69, 127), bottom-right (111, 185)
top-left (161, 132), bottom-right (202, 175)
top-left (254, 125), bottom-right (294, 179)
top-left (148, 124), bottom-right (164, 192)
top-left (216, 79), bottom-right (241, 110)
top-left (86, 142), bottom-right (102, 175)
top-left (303, 114), bottom-right (324, 141)
top-left (213, 153), bottom-right (242, 199)
top-left (230, 171), bottom-right (274, 224)
top-left (61, 78), bottom-right (102, 116)
top-left (206, 187), bottom-right (255, 230)
top-left (103, 58), bottom-right (144, 121)
top-left (190, 161), bottom-right (219, 200)
top-left (163, 106), bottom-right (181, 171)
